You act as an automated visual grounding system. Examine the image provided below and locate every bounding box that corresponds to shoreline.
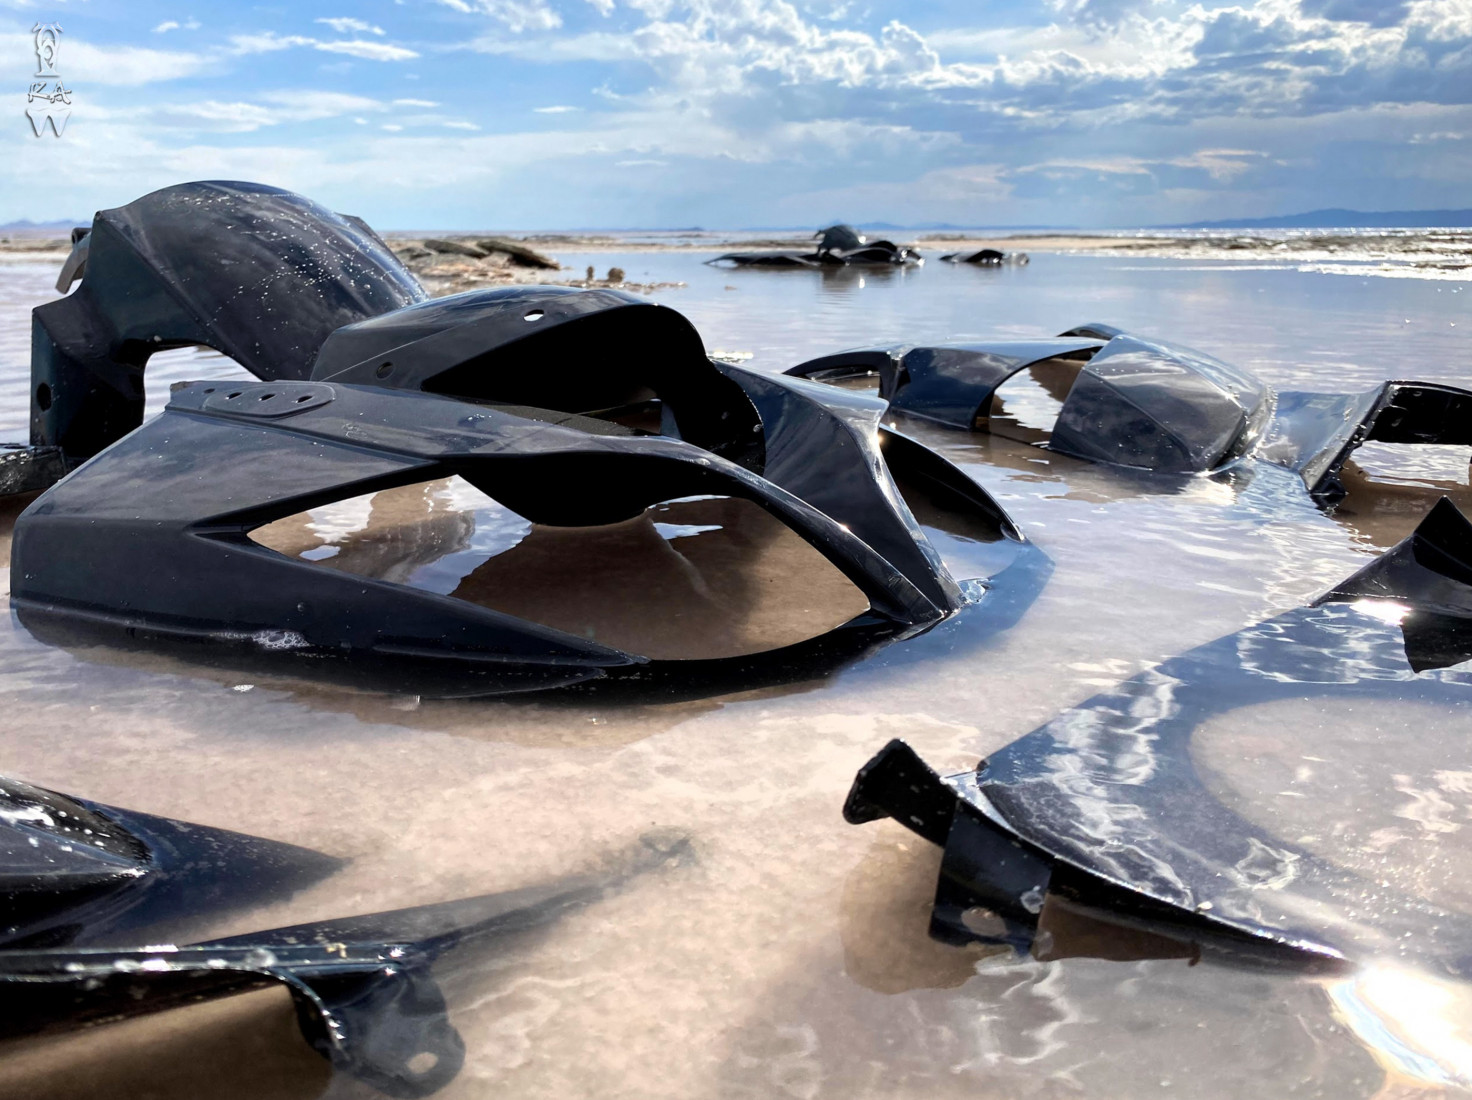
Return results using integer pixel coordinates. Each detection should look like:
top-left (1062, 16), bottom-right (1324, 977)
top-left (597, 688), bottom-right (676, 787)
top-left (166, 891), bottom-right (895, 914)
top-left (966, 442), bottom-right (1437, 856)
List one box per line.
top-left (2, 228), bottom-right (1466, 289)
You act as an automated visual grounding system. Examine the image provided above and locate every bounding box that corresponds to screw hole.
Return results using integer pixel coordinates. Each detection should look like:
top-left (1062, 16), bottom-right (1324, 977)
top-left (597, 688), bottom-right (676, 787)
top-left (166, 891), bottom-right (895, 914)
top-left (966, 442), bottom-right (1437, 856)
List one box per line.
top-left (406, 1052), bottom-right (439, 1075)
top-left (227, 391), bottom-right (243, 399)
top-left (35, 383), bottom-right (52, 411)
top-left (203, 387), bottom-right (216, 394)
top-left (295, 394), bottom-right (312, 403)
top-left (259, 393), bottom-right (277, 401)
top-left (375, 361), bottom-right (393, 379)
top-left (523, 309), bottom-right (544, 322)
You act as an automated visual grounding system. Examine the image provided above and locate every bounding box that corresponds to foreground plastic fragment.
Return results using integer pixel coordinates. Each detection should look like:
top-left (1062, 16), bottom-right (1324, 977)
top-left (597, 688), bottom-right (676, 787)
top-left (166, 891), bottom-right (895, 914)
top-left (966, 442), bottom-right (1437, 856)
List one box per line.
top-left (788, 324), bottom-right (1472, 498)
top-left (11, 182), bottom-right (1027, 694)
top-left (0, 774), bottom-right (690, 1097)
top-left (0, 776), bottom-right (341, 949)
top-left (707, 224), bottom-right (921, 268)
top-left (846, 499), bottom-right (1472, 971)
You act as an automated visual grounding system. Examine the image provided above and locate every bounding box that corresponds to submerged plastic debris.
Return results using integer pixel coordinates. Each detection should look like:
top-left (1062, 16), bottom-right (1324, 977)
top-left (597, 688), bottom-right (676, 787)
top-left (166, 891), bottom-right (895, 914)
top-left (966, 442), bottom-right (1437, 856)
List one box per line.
top-left (846, 499), bottom-right (1472, 971)
top-left (788, 323), bottom-right (1472, 501)
top-left (7, 182), bottom-right (1032, 695)
top-left (0, 773), bottom-right (690, 1097)
top-left (707, 224), bottom-right (921, 268)
top-left (937, 248), bottom-right (1028, 266)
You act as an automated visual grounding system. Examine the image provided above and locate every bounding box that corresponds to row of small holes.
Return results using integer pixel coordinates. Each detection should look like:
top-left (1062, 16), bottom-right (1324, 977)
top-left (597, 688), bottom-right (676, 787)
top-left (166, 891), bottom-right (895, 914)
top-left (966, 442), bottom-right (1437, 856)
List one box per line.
top-left (199, 387), bottom-right (313, 404)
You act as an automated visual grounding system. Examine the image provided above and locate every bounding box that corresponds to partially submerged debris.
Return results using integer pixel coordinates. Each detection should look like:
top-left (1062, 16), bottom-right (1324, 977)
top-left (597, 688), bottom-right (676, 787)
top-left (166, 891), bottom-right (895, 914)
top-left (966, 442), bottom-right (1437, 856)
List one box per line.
top-left (7, 182), bottom-right (1033, 696)
top-left (423, 238), bottom-right (488, 259)
top-left (847, 499), bottom-right (1472, 971)
top-left (938, 248), bottom-right (1028, 265)
top-left (417, 236), bottom-right (559, 270)
top-left (708, 223), bottom-right (922, 268)
top-left (788, 323), bottom-right (1472, 501)
top-left (475, 237), bottom-right (558, 269)
top-left (0, 773), bottom-right (688, 1097)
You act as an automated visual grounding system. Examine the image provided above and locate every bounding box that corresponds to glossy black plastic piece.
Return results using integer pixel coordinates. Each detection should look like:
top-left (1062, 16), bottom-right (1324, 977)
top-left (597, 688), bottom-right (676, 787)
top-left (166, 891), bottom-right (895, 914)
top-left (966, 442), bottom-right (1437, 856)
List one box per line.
top-left (791, 324), bottom-right (1471, 490)
top-left (9, 183), bottom-right (1032, 693)
top-left (1258, 382), bottom-right (1472, 502)
top-left (29, 181), bottom-right (424, 467)
top-left (0, 775), bottom-right (341, 950)
top-left (12, 295), bottom-right (1026, 695)
top-left (0, 772), bottom-right (689, 1097)
top-left (0, 443), bottom-right (66, 497)
top-left (789, 338), bottom-right (1103, 432)
top-left (707, 225), bottom-right (921, 268)
top-left (847, 500), bottom-right (1472, 970)
top-left (938, 248), bottom-right (1027, 265)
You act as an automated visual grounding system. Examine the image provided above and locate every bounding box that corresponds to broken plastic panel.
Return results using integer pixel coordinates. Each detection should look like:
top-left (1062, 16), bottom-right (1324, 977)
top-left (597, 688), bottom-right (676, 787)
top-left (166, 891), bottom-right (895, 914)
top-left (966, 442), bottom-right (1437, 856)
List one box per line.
top-left (9, 182), bottom-right (1031, 694)
top-left (846, 499), bottom-right (1472, 972)
top-left (29, 181), bottom-right (424, 469)
top-left (937, 248), bottom-right (1028, 266)
top-left (12, 296), bottom-right (1029, 696)
top-left (0, 773), bottom-right (690, 1098)
top-left (0, 775), bottom-right (341, 950)
top-left (789, 324), bottom-right (1472, 497)
top-left (707, 225), bottom-right (921, 269)
top-left (1257, 381), bottom-right (1472, 503)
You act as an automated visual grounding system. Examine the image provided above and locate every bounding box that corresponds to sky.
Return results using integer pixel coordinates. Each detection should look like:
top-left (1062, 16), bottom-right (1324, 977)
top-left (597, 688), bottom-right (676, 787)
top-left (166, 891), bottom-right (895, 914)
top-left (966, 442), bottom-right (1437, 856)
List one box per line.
top-left (1, 0), bottom-right (1469, 229)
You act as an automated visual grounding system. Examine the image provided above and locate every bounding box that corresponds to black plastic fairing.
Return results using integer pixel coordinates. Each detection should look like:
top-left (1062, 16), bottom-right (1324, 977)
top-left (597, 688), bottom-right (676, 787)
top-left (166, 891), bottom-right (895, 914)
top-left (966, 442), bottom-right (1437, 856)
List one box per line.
top-left (29, 181), bottom-right (424, 465)
top-left (311, 286), bottom-right (766, 471)
top-left (846, 501), bottom-right (1472, 972)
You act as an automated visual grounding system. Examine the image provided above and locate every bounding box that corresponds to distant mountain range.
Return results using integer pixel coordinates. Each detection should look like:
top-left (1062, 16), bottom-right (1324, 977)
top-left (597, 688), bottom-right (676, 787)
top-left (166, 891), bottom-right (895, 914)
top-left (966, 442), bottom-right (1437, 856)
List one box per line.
top-left (0, 218), bottom-right (81, 234)
top-left (1174, 208), bottom-right (1472, 230)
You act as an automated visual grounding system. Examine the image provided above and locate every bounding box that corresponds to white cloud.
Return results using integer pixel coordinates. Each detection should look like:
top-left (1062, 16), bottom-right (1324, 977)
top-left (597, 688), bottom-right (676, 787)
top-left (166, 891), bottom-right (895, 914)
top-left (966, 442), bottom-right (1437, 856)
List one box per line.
top-left (49, 37), bottom-right (210, 85)
top-left (1, 0), bottom-right (1467, 228)
top-left (316, 39), bottom-right (419, 61)
top-left (438, 0), bottom-right (563, 32)
top-left (119, 91), bottom-right (389, 133)
top-left (316, 17), bottom-right (386, 36)
top-left (229, 32), bottom-right (315, 54)
top-left (229, 31), bottom-right (417, 62)
top-left (154, 21), bottom-right (180, 34)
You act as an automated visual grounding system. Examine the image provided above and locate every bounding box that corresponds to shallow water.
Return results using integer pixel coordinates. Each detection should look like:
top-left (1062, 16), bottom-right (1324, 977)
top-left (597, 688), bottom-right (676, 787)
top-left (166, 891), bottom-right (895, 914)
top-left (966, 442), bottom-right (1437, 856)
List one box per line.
top-left (2, 248), bottom-right (1472, 1098)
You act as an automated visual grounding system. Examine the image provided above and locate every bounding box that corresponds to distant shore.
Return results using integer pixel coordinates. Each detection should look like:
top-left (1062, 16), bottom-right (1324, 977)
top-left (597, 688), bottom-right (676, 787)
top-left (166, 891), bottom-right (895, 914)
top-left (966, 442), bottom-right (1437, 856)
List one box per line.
top-left (2, 227), bottom-right (1466, 291)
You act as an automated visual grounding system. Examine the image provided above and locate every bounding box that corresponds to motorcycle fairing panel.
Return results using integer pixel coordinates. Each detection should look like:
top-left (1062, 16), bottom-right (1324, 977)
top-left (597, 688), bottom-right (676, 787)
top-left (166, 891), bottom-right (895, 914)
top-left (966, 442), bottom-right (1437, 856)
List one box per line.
top-left (789, 325), bottom-right (1472, 493)
top-left (0, 773), bottom-right (689, 1098)
top-left (9, 183), bottom-right (1033, 693)
top-left (30, 181), bottom-right (426, 467)
top-left (1257, 381), bottom-right (1472, 503)
top-left (938, 249), bottom-right (1028, 265)
top-left (0, 774), bottom-right (341, 950)
top-left (845, 499), bottom-right (1472, 973)
top-left (10, 334), bottom-right (1024, 693)
top-left (789, 330), bottom-right (1273, 474)
top-left (706, 225), bottom-right (922, 268)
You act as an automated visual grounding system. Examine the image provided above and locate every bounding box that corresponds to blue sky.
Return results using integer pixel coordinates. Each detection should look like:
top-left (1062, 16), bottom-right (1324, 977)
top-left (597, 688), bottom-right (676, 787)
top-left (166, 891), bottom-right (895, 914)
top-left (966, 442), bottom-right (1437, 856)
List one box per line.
top-left (3, 0), bottom-right (1470, 228)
